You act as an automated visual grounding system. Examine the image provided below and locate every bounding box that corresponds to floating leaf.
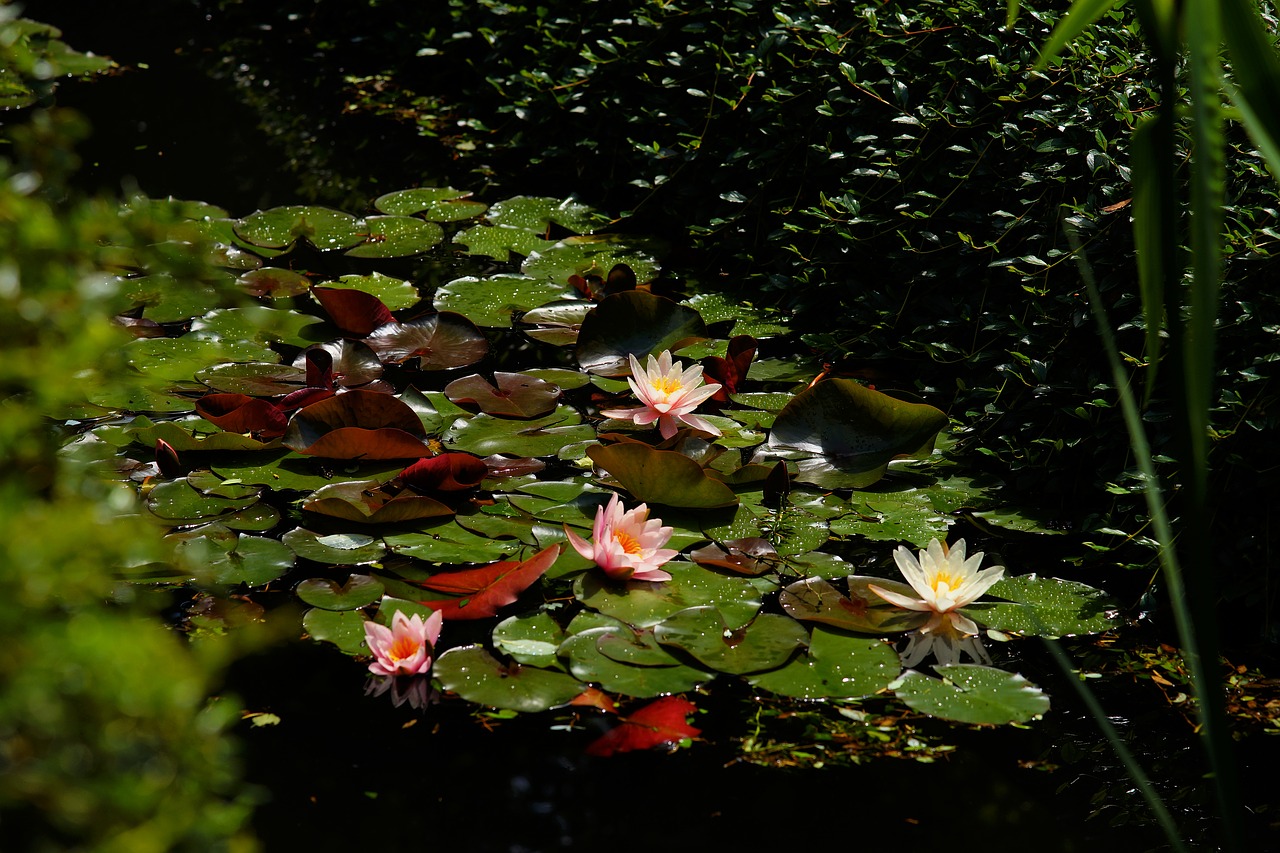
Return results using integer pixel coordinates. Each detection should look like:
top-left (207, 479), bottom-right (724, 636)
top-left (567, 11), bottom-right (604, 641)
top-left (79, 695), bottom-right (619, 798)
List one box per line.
top-left (191, 306), bottom-right (317, 347)
top-left (146, 479), bottom-right (261, 522)
top-left (195, 394), bottom-right (288, 438)
top-left (312, 286), bottom-right (396, 336)
top-left (453, 223), bottom-right (555, 260)
top-left (291, 340), bottom-right (384, 390)
top-left (574, 562), bottom-right (762, 629)
top-left (384, 520), bottom-right (524, 564)
top-left (964, 575), bottom-right (1120, 637)
top-left (196, 362), bottom-right (307, 396)
top-left (446, 405), bottom-right (594, 458)
top-left (397, 453), bottom-right (488, 492)
top-left (302, 608), bottom-right (369, 655)
top-left (445, 372), bottom-right (561, 418)
top-left (653, 608), bottom-right (808, 675)
top-left (492, 610), bottom-right (568, 668)
top-left (295, 574), bottom-right (385, 611)
top-left (302, 479), bottom-right (454, 523)
top-left (893, 665), bottom-right (1050, 725)
top-left (236, 267), bottom-right (311, 299)
top-left (433, 274), bottom-right (570, 328)
top-left (365, 312), bottom-right (488, 368)
top-left (373, 187), bottom-right (486, 220)
top-left (345, 216), bottom-right (443, 258)
top-left (747, 625), bottom-right (901, 700)
top-left (762, 380), bottom-right (948, 489)
top-left (283, 390), bottom-right (433, 459)
top-left (684, 293), bottom-right (790, 338)
top-left (487, 195), bottom-right (604, 233)
top-left (585, 696), bottom-right (701, 757)
top-left (235, 206), bottom-right (365, 251)
top-left (689, 538), bottom-right (779, 575)
top-left (780, 576), bottom-right (928, 634)
top-left (521, 235), bottom-right (660, 285)
top-left (414, 545), bottom-right (560, 620)
top-left (433, 646), bottom-right (584, 712)
top-left (559, 628), bottom-right (713, 697)
top-left (586, 443), bottom-right (738, 509)
top-left (174, 533), bottom-right (295, 587)
top-left (281, 528), bottom-right (387, 565)
top-left (126, 337), bottom-right (278, 383)
top-left (319, 272), bottom-right (421, 310)
top-left (576, 291), bottom-right (709, 375)
top-left (520, 301), bottom-right (592, 346)
top-left (212, 451), bottom-right (403, 491)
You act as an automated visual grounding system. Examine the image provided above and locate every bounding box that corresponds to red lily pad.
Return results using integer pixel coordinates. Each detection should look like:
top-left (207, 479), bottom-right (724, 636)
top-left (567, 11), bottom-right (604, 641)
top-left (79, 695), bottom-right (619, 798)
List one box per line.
top-left (397, 453), bottom-right (489, 492)
top-left (302, 479), bottom-right (454, 523)
top-left (312, 286), bottom-right (396, 336)
top-left (291, 340), bottom-right (384, 389)
top-left (585, 696), bottom-right (701, 757)
top-left (576, 291), bottom-right (710, 376)
top-left (365, 311), bottom-right (489, 368)
top-left (688, 538), bottom-right (778, 575)
top-left (282, 390), bottom-right (433, 459)
top-left (415, 545), bottom-right (560, 620)
top-left (195, 394), bottom-right (288, 438)
top-left (444, 372), bottom-right (561, 418)
top-left (702, 335), bottom-right (757, 402)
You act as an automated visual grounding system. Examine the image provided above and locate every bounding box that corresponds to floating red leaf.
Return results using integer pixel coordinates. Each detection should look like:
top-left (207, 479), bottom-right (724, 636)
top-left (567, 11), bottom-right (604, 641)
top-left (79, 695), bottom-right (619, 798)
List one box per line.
top-left (569, 687), bottom-right (619, 715)
top-left (585, 696), bottom-right (701, 757)
top-left (397, 453), bottom-right (488, 492)
top-left (417, 545), bottom-right (560, 620)
top-left (196, 393), bottom-right (289, 438)
top-left (702, 334), bottom-right (757, 402)
top-left (282, 389), bottom-right (433, 459)
top-left (313, 285), bottom-right (395, 336)
top-left (444, 372), bottom-right (561, 418)
top-left (365, 311), bottom-right (489, 369)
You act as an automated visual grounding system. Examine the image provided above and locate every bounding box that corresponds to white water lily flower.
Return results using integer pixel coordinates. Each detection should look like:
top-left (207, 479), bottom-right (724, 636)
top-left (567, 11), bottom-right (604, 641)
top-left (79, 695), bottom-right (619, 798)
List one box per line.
top-left (868, 538), bottom-right (1004, 667)
top-left (599, 350), bottom-right (722, 440)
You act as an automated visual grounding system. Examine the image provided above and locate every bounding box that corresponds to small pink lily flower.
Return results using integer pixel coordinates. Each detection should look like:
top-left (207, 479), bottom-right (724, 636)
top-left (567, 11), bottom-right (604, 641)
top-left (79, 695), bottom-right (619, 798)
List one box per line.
top-left (600, 350), bottom-right (722, 440)
top-left (363, 609), bottom-right (444, 676)
top-left (565, 493), bottom-right (679, 582)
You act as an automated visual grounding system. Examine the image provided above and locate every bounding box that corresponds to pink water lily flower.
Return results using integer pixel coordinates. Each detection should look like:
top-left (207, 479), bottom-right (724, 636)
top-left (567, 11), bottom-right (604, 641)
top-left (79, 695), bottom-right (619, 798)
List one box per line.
top-left (364, 609), bottom-right (444, 676)
top-left (565, 493), bottom-right (679, 582)
top-left (868, 538), bottom-right (1004, 667)
top-left (600, 350), bottom-right (722, 440)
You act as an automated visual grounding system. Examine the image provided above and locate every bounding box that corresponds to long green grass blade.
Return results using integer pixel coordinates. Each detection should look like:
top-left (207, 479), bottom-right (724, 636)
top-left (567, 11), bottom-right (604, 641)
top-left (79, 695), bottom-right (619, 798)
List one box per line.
top-left (1035, 0), bottom-right (1121, 68)
top-left (1129, 118), bottom-right (1167, 398)
top-left (1221, 0), bottom-right (1280, 183)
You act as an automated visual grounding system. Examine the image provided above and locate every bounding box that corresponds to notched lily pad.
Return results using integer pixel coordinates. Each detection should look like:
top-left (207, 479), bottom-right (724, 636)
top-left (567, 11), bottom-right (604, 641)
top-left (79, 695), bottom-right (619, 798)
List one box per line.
top-left (653, 607), bottom-right (809, 675)
top-left (433, 645), bottom-right (584, 712)
top-left (577, 291), bottom-right (709, 376)
top-left (558, 628), bottom-right (713, 698)
top-left (747, 625), bottom-right (900, 700)
top-left (445, 372), bottom-right (561, 418)
top-left (296, 574), bottom-right (385, 610)
top-left (964, 574), bottom-right (1120, 637)
top-left (345, 216), bottom-right (444, 258)
top-left (434, 274), bottom-right (570, 328)
top-left (586, 443), bottom-right (738, 509)
top-left (235, 206), bottom-right (365, 251)
top-left (893, 665), bottom-right (1050, 725)
top-left (366, 312), bottom-right (489, 369)
top-left (780, 576), bottom-right (927, 634)
top-left (302, 479), bottom-right (454, 523)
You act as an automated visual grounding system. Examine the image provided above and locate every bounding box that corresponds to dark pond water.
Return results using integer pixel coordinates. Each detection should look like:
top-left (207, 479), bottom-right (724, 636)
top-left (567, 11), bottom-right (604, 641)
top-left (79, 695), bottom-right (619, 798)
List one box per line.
top-left (23, 2), bottom-right (1276, 849)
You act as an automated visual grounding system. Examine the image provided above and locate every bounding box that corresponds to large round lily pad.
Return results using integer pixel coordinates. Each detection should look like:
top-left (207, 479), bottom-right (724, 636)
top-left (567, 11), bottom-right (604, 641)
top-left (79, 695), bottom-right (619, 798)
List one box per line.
top-left (234, 206), bottom-right (366, 251)
top-left (587, 443), bottom-right (738, 509)
top-left (653, 607), bottom-right (808, 675)
top-left (365, 312), bottom-right (489, 369)
top-left (576, 291), bottom-right (709, 375)
top-left (573, 562), bottom-right (762, 629)
top-left (892, 664), bottom-right (1051, 725)
top-left (559, 628), bottom-right (714, 697)
top-left (296, 574), bottom-right (385, 611)
top-left (433, 645), bottom-right (584, 712)
top-left (747, 625), bottom-right (900, 700)
top-left (963, 575), bottom-right (1120, 637)
top-left (344, 216), bottom-right (444, 259)
top-left (433, 274), bottom-right (570, 328)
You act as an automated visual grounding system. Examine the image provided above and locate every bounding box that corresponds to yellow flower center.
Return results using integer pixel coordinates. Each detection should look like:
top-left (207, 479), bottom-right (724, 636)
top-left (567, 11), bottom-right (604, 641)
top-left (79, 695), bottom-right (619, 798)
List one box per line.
top-left (930, 571), bottom-right (956, 594)
top-left (388, 635), bottom-right (420, 662)
top-left (614, 530), bottom-right (643, 555)
top-left (649, 375), bottom-right (683, 396)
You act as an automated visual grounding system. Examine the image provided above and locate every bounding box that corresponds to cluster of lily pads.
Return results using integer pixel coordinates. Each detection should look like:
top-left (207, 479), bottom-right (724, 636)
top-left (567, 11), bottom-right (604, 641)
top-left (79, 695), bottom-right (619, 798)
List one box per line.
top-left (78, 189), bottom-right (1122, 744)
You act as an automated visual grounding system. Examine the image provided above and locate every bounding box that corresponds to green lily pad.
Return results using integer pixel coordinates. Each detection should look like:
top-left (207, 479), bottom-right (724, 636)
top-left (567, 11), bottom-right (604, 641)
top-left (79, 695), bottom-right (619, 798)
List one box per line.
top-left (345, 215), bottom-right (444, 258)
top-left (235, 206), bottom-right (366, 251)
top-left (115, 273), bottom-right (233, 323)
top-left (779, 576), bottom-right (928, 634)
top-left (374, 187), bottom-right (486, 220)
top-left (146, 479), bottom-right (261, 522)
top-left (302, 479), bottom-right (453, 524)
top-left (559, 628), bottom-right (714, 698)
top-left (303, 608), bottom-right (370, 655)
top-left (433, 274), bottom-right (571, 328)
top-left (576, 291), bottom-right (709, 376)
top-left (281, 528), bottom-right (387, 565)
top-left (433, 645), bottom-right (584, 712)
top-left (317, 272), bottom-right (421, 310)
top-left (190, 306), bottom-right (319, 348)
top-left (586, 443), bottom-right (739, 509)
top-left (893, 665), bottom-right (1050, 725)
top-left (574, 561), bottom-right (762, 629)
top-left (212, 451), bottom-right (404, 491)
top-left (653, 608), bottom-right (808, 675)
top-left (594, 626), bottom-right (684, 667)
top-left (113, 418), bottom-right (278, 453)
top-left (521, 235), bottom-right (660, 286)
top-left (445, 405), bottom-right (594, 457)
top-left (174, 533), bottom-right (295, 587)
top-left (963, 575), bottom-right (1120, 637)
top-left (195, 362), bottom-right (308, 396)
top-left (970, 507), bottom-right (1070, 535)
top-left (492, 610), bottom-right (568, 668)
top-left (747, 625), bottom-right (901, 700)
top-left (487, 195), bottom-right (604, 233)
top-left (454, 224), bottom-right (555, 260)
top-left (295, 574), bottom-right (385, 611)
top-left (684, 293), bottom-right (790, 338)
top-left (236, 267), bottom-right (312, 299)
top-left (520, 301), bottom-right (593, 346)
top-left (762, 380), bottom-right (948, 489)
top-left (384, 520), bottom-right (523, 564)
top-left (126, 337), bottom-right (279, 383)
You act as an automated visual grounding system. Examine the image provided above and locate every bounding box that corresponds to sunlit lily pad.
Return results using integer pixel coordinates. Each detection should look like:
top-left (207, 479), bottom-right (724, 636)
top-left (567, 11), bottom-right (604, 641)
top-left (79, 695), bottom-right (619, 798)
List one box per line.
top-left (446, 405), bottom-right (593, 457)
top-left (303, 608), bottom-right (369, 655)
top-left (487, 195), bottom-right (604, 233)
top-left (316, 272), bottom-right (421, 310)
top-left (115, 417), bottom-right (280, 453)
top-left (196, 362), bottom-right (307, 396)
top-left (521, 235), bottom-right (660, 285)
top-left (236, 267), bottom-right (311, 298)
top-left (493, 610), bottom-right (568, 668)
top-left (684, 293), bottom-right (790, 338)
top-left (653, 608), bottom-right (808, 675)
top-left (433, 274), bottom-right (570, 328)
top-left (373, 187), bottom-right (486, 220)
top-left (445, 372), bottom-right (561, 418)
top-left (893, 665), bottom-right (1050, 725)
top-left (190, 306), bottom-right (318, 347)
top-left (365, 312), bottom-right (489, 368)
top-left (296, 574), bottom-right (385, 611)
top-left (586, 443), bottom-right (739, 509)
top-left (212, 450), bottom-right (404, 491)
top-left (433, 645), bottom-right (584, 712)
top-left (576, 291), bottom-right (709, 375)
top-left (146, 479), bottom-right (261, 522)
top-left (747, 625), bottom-right (900, 700)
top-left (384, 520), bottom-right (523, 564)
top-left (283, 390), bottom-right (433, 459)
top-left (453, 223), bottom-right (555, 260)
top-left (174, 533), bottom-right (295, 587)
top-left (281, 528), bottom-right (387, 565)
top-left (963, 575), bottom-right (1120, 637)
top-left (574, 562), bottom-right (762, 629)
top-left (559, 628), bottom-right (714, 697)
top-left (780, 576), bottom-right (928, 634)
top-left (761, 380), bottom-right (948, 489)
top-left (116, 273), bottom-right (233, 323)
top-left (126, 337), bottom-right (278, 383)
top-left (302, 479), bottom-right (454, 523)
top-left (235, 206), bottom-right (366, 251)
top-left (520, 301), bottom-right (593, 346)
top-left (345, 215), bottom-right (444, 258)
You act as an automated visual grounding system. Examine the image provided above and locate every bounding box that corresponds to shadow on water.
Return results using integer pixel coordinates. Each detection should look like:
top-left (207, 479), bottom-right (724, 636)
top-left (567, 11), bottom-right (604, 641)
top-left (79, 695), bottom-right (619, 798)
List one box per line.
top-left (24, 2), bottom-right (1279, 850)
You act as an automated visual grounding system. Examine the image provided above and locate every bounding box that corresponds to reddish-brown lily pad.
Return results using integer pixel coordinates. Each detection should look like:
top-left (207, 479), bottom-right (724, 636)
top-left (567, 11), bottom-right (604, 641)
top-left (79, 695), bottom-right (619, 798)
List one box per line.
top-left (365, 312), bottom-right (489, 368)
top-left (397, 453), bottom-right (489, 492)
top-left (195, 394), bottom-right (288, 438)
top-left (416, 545), bottom-right (561, 620)
top-left (444, 372), bottom-right (561, 418)
top-left (312, 285), bottom-right (396, 336)
top-left (302, 479), bottom-right (454, 523)
top-left (282, 389), bottom-right (433, 459)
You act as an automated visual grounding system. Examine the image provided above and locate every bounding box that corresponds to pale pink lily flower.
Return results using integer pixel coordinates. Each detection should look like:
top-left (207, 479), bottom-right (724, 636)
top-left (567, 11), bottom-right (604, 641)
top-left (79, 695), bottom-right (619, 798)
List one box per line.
top-left (364, 609), bottom-right (444, 676)
top-left (564, 493), bottom-right (679, 582)
top-left (868, 538), bottom-right (1004, 667)
top-left (599, 350), bottom-right (722, 440)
